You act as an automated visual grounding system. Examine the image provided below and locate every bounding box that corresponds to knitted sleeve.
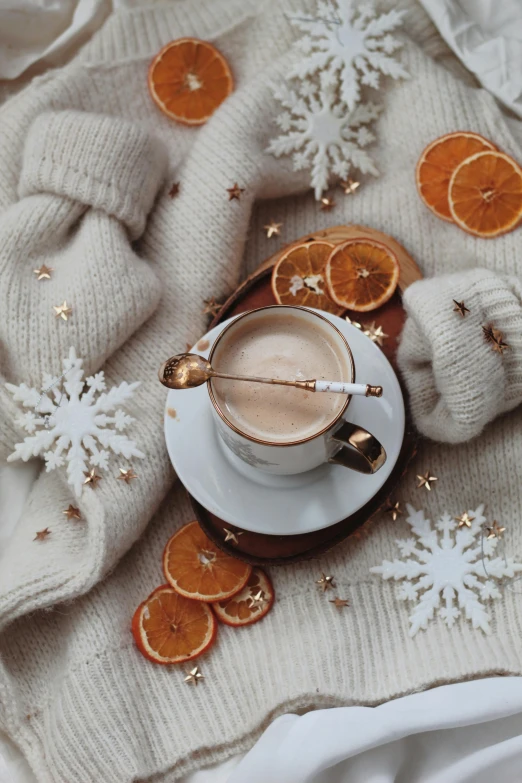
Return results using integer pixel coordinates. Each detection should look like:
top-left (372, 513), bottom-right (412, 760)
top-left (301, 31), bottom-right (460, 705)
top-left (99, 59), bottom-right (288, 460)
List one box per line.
top-left (0, 111), bottom-right (167, 460)
top-left (397, 268), bottom-right (522, 443)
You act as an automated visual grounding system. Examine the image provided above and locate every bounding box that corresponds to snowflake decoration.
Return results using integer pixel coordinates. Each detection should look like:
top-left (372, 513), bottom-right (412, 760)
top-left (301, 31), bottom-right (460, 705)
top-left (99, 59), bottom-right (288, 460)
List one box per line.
top-left (6, 347), bottom-right (144, 496)
top-left (289, 0), bottom-right (408, 110)
top-left (370, 504), bottom-right (522, 636)
top-left (267, 83), bottom-right (381, 199)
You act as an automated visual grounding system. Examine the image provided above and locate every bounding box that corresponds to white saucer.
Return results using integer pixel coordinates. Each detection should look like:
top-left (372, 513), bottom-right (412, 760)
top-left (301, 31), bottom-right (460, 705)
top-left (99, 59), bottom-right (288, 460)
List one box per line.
top-left (164, 311), bottom-right (405, 536)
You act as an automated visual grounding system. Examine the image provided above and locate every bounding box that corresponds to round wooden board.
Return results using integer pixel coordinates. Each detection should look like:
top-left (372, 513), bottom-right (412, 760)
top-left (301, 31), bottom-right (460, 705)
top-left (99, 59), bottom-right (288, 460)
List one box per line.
top-left (191, 225), bottom-right (422, 565)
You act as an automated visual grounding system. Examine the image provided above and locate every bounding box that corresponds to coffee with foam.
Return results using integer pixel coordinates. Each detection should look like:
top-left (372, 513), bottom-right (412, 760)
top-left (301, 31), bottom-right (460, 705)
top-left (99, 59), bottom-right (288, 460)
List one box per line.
top-left (211, 312), bottom-right (349, 443)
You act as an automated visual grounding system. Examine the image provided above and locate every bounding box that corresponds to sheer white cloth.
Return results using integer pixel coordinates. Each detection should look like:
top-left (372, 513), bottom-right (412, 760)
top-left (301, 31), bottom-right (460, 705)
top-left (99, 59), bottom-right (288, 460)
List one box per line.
top-left (419, 0), bottom-right (522, 118)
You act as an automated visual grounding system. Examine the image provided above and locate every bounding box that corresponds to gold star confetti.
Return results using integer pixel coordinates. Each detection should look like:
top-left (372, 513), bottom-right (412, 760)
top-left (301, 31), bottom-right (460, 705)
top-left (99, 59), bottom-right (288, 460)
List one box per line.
top-left (363, 322), bottom-right (388, 347)
top-left (345, 315), bottom-right (363, 330)
top-left (202, 297), bottom-right (222, 317)
top-left (184, 666), bottom-right (204, 686)
top-left (316, 572), bottom-right (335, 592)
top-left (34, 528), bottom-right (51, 541)
top-left (454, 511), bottom-right (474, 528)
top-left (117, 467), bottom-right (138, 484)
top-left (330, 597), bottom-right (349, 609)
top-left (486, 520), bottom-right (506, 540)
top-left (53, 301), bottom-right (72, 321)
top-left (168, 182), bottom-right (180, 198)
top-left (482, 324), bottom-right (509, 355)
top-left (340, 178), bottom-right (360, 195)
top-left (416, 470), bottom-right (437, 491)
top-left (264, 220), bottom-right (282, 238)
top-left (320, 196), bottom-right (335, 211)
top-left (34, 264), bottom-right (54, 281)
top-left (223, 528), bottom-right (243, 545)
top-left (227, 183), bottom-right (245, 201)
top-left (248, 590), bottom-right (268, 610)
top-left (453, 300), bottom-right (469, 317)
top-left (83, 468), bottom-right (101, 489)
top-left (63, 505), bottom-right (81, 520)
top-left (385, 501), bottom-right (402, 521)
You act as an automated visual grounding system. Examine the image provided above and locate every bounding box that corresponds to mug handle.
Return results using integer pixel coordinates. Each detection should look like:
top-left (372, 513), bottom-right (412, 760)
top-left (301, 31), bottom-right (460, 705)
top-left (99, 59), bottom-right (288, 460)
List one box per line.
top-left (328, 421), bottom-right (386, 474)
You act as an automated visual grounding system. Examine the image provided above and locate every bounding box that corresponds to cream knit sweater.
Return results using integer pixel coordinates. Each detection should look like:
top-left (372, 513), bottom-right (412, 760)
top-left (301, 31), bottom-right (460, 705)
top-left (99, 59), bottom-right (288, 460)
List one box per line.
top-left (1, 1), bottom-right (522, 781)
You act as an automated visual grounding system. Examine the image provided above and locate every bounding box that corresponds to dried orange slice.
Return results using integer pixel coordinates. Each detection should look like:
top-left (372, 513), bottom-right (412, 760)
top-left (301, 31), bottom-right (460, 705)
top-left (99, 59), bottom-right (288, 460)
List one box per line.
top-left (325, 238), bottom-right (399, 312)
top-left (416, 132), bottom-right (496, 221)
top-left (271, 241), bottom-right (345, 315)
top-left (448, 151), bottom-right (522, 238)
top-left (148, 38), bottom-right (233, 125)
top-left (163, 520), bottom-right (251, 602)
top-left (132, 585), bottom-right (217, 664)
top-left (213, 568), bottom-right (274, 627)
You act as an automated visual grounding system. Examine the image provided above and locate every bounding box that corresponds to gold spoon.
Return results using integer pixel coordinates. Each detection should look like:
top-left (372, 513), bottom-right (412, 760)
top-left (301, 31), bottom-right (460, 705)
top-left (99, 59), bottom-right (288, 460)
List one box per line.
top-left (159, 353), bottom-right (382, 397)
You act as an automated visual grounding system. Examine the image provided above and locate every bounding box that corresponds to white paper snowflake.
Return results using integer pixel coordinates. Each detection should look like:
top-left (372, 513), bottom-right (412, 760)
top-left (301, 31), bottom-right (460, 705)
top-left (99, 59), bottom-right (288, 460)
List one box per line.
top-left (6, 347), bottom-right (144, 496)
top-left (370, 504), bottom-right (522, 636)
top-left (267, 83), bottom-right (381, 199)
top-left (288, 0), bottom-right (408, 110)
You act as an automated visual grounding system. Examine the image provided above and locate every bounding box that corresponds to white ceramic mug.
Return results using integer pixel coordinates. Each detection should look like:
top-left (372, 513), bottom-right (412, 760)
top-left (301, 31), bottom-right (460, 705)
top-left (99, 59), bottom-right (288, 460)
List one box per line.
top-left (207, 305), bottom-right (386, 476)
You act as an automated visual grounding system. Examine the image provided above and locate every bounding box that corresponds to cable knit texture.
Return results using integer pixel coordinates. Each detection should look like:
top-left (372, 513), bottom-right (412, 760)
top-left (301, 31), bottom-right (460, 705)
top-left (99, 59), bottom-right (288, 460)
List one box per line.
top-left (398, 268), bottom-right (522, 442)
top-left (0, 1), bottom-right (522, 781)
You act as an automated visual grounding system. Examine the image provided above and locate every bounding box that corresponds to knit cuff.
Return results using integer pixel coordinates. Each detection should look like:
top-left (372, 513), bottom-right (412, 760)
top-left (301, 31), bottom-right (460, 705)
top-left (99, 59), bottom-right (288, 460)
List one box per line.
top-left (397, 268), bottom-right (522, 443)
top-left (18, 111), bottom-right (167, 239)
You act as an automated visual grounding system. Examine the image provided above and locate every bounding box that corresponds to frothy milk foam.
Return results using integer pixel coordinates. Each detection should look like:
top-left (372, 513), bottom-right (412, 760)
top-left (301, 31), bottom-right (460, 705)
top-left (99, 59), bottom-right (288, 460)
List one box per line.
top-left (211, 312), bottom-right (349, 443)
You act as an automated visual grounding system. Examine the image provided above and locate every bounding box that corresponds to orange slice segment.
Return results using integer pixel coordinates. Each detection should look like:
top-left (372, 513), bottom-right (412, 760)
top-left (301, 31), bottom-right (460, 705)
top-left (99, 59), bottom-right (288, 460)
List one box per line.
top-left (132, 585), bottom-right (217, 664)
top-left (148, 38), bottom-right (233, 125)
top-left (416, 132), bottom-right (496, 221)
top-left (163, 521), bottom-right (252, 602)
top-left (271, 241), bottom-right (345, 315)
top-left (325, 239), bottom-right (399, 312)
top-left (448, 150), bottom-right (522, 238)
top-left (213, 568), bottom-right (274, 627)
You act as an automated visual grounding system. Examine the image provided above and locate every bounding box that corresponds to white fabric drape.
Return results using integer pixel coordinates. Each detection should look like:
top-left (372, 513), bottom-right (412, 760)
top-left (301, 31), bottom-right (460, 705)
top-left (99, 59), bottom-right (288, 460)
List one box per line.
top-left (419, 0), bottom-right (522, 118)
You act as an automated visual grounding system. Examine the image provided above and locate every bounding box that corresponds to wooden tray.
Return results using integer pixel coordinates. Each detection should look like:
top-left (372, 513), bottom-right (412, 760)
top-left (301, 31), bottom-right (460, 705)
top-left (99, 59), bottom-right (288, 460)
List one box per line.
top-left (191, 225), bottom-right (421, 565)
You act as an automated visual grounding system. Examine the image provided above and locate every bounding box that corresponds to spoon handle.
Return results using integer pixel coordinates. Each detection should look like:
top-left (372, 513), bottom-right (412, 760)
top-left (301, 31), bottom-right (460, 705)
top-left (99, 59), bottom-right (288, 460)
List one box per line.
top-left (315, 381), bottom-right (383, 398)
top-left (210, 372), bottom-right (382, 397)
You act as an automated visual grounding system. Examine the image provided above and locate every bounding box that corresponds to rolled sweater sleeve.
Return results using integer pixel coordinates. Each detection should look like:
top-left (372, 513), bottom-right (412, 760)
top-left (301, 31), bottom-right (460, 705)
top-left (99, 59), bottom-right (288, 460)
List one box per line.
top-left (18, 111), bottom-right (167, 239)
top-left (397, 268), bottom-right (522, 443)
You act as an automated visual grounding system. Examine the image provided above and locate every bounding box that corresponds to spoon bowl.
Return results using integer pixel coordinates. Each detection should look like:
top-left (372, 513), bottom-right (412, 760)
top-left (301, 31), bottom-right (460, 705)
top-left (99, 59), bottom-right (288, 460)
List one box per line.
top-left (159, 353), bottom-right (212, 389)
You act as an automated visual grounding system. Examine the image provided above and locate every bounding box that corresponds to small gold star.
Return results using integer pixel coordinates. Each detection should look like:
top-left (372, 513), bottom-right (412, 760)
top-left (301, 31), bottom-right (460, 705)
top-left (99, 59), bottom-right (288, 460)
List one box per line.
top-left (223, 528), bottom-right (243, 545)
top-left (363, 322), bottom-right (388, 347)
top-left (486, 520), bottom-right (506, 540)
top-left (453, 300), bottom-right (469, 317)
top-left (416, 470), bottom-right (438, 491)
top-left (63, 505), bottom-right (81, 520)
top-left (117, 467), bottom-right (138, 484)
top-left (34, 528), bottom-right (51, 541)
top-left (34, 264), bottom-right (54, 281)
top-left (340, 178), bottom-right (360, 195)
top-left (316, 573), bottom-right (335, 592)
top-left (482, 325), bottom-right (509, 355)
top-left (264, 220), bottom-right (282, 238)
top-left (345, 315), bottom-right (363, 330)
top-left (330, 597), bottom-right (349, 609)
top-left (320, 196), bottom-right (335, 211)
top-left (53, 301), bottom-right (72, 321)
top-left (202, 297), bottom-right (222, 316)
top-left (168, 182), bottom-right (180, 198)
top-left (248, 590), bottom-right (268, 610)
top-left (227, 183), bottom-right (245, 201)
top-left (83, 468), bottom-right (101, 488)
top-left (184, 666), bottom-right (204, 686)
top-left (454, 511), bottom-right (474, 528)
top-left (385, 501), bottom-right (402, 521)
